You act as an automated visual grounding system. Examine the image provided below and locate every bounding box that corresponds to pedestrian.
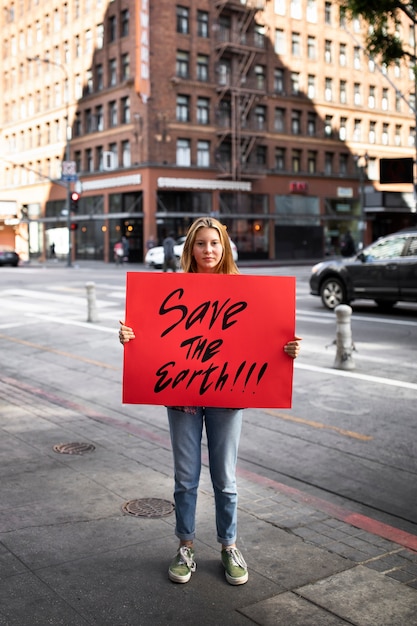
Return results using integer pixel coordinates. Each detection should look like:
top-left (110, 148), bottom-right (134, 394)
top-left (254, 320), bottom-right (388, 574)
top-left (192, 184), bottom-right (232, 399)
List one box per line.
top-left (113, 240), bottom-right (124, 265)
top-left (162, 231), bottom-right (177, 272)
top-left (340, 230), bottom-right (356, 257)
top-left (121, 236), bottom-right (129, 263)
top-left (49, 242), bottom-right (55, 258)
top-left (118, 216), bottom-right (301, 586)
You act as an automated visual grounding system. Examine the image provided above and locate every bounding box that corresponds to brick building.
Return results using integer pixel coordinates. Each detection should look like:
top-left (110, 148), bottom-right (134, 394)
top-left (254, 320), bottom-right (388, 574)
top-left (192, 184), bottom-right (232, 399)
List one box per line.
top-left (1, 0), bottom-right (416, 262)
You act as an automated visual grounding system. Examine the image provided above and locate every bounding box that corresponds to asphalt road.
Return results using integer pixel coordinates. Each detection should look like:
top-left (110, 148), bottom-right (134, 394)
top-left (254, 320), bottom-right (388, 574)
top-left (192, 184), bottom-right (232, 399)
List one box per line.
top-left (1, 260), bottom-right (416, 539)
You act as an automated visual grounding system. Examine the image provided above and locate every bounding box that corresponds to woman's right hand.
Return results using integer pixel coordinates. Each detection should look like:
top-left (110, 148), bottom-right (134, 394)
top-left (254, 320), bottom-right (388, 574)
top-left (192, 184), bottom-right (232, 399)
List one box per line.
top-left (119, 320), bottom-right (135, 345)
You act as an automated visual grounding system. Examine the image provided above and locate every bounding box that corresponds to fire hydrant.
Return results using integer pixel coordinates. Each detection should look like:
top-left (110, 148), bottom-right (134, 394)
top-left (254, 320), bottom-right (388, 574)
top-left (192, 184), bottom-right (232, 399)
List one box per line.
top-left (333, 304), bottom-right (355, 370)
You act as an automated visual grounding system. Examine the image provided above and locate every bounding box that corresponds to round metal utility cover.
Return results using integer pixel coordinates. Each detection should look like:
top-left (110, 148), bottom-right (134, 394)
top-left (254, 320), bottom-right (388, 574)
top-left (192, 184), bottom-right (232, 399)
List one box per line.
top-left (53, 442), bottom-right (96, 455)
top-left (122, 498), bottom-right (175, 518)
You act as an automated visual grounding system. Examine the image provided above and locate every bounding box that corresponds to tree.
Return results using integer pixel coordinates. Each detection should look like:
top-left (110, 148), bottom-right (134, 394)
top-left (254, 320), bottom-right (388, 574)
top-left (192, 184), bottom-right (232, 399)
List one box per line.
top-left (340, 0), bottom-right (417, 64)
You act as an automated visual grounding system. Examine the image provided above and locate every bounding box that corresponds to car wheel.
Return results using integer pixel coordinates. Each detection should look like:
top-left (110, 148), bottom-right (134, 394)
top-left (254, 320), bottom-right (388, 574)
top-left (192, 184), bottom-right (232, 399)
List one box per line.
top-left (320, 277), bottom-right (346, 310)
top-left (375, 300), bottom-right (397, 311)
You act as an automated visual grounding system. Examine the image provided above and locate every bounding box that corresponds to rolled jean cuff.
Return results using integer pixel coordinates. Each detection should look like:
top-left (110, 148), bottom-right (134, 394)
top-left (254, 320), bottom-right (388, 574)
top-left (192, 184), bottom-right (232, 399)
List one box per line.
top-left (217, 536), bottom-right (237, 547)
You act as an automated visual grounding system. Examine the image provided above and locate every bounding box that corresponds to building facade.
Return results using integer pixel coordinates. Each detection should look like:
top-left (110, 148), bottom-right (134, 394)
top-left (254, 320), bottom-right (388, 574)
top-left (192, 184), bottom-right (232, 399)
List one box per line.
top-left (1, 0), bottom-right (416, 263)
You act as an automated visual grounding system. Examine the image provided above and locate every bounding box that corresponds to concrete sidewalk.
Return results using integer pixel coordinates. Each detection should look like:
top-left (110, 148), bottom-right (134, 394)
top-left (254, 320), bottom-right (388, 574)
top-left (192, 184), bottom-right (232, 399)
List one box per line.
top-left (1, 373), bottom-right (417, 626)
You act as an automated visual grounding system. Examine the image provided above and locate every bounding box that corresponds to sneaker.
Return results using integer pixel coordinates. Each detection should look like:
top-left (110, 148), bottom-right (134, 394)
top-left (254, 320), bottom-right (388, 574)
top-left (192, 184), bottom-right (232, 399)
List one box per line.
top-left (168, 546), bottom-right (196, 583)
top-left (221, 547), bottom-right (248, 585)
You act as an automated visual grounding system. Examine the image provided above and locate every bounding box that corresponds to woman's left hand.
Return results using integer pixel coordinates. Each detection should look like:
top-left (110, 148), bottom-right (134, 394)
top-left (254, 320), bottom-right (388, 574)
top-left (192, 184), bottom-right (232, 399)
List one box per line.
top-left (284, 336), bottom-right (302, 359)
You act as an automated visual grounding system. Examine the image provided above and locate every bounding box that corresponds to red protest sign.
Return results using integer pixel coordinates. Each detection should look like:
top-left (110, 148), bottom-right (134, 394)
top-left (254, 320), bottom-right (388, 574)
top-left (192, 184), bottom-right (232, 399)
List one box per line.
top-left (122, 273), bottom-right (295, 408)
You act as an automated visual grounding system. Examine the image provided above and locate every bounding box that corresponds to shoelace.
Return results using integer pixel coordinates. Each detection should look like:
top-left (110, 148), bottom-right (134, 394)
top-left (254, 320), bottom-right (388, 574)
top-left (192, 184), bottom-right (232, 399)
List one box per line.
top-left (178, 546), bottom-right (196, 572)
top-left (224, 547), bottom-right (247, 569)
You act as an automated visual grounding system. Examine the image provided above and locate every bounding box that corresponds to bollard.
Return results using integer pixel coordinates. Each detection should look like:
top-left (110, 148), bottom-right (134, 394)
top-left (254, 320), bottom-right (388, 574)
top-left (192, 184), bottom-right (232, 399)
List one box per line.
top-left (333, 304), bottom-right (355, 370)
top-left (86, 282), bottom-right (98, 323)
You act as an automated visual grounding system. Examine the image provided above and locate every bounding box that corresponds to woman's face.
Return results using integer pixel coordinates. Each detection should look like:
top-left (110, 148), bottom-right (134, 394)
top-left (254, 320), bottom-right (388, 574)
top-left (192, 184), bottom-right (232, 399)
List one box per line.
top-left (192, 227), bottom-right (223, 273)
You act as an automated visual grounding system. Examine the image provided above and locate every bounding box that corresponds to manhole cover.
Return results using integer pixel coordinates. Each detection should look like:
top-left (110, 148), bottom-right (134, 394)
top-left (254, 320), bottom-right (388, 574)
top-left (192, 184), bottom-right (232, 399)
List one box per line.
top-left (53, 442), bottom-right (96, 455)
top-left (122, 498), bottom-right (175, 518)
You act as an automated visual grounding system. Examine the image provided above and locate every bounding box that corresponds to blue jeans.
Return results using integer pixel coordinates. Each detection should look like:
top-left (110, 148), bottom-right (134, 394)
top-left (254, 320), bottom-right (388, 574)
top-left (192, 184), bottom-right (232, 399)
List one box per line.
top-left (167, 407), bottom-right (243, 546)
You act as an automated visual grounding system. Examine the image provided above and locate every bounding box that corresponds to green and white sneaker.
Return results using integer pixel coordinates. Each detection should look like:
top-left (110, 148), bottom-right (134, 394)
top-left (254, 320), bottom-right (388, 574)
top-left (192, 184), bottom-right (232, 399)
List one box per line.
top-left (221, 547), bottom-right (248, 585)
top-left (168, 546), bottom-right (196, 583)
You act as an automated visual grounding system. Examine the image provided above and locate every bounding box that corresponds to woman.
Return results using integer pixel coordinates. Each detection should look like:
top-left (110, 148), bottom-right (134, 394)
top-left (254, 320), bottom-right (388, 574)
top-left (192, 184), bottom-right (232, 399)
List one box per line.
top-left (119, 217), bottom-right (301, 585)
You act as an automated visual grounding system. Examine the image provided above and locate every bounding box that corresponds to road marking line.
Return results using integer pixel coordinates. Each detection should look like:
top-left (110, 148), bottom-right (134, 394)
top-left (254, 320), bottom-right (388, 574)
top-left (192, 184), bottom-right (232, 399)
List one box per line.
top-left (295, 362), bottom-right (417, 391)
top-left (24, 313), bottom-right (117, 332)
top-left (0, 334), bottom-right (118, 370)
top-left (264, 410), bottom-right (373, 441)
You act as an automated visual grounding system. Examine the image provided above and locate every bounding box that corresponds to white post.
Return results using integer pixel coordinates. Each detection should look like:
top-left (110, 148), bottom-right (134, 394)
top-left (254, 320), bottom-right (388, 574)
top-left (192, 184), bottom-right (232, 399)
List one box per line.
top-left (333, 304), bottom-right (355, 370)
top-left (86, 282), bottom-right (98, 323)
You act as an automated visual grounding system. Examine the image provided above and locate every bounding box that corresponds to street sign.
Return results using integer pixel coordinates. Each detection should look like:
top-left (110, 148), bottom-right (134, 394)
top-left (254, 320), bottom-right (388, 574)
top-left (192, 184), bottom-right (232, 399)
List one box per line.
top-left (61, 161), bottom-right (77, 182)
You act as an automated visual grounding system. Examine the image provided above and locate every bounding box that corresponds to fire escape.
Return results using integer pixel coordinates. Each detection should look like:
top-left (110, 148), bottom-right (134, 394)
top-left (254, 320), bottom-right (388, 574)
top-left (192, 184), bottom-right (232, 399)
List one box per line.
top-left (213, 0), bottom-right (268, 180)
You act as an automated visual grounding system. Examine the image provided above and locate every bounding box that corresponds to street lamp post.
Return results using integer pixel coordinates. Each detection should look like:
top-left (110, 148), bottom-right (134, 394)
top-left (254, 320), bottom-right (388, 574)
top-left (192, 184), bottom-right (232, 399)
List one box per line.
top-left (27, 56), bottom-right (72, 267)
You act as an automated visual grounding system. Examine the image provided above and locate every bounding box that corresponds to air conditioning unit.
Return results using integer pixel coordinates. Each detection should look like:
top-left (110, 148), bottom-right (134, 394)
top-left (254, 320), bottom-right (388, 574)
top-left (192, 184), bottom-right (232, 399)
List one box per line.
top-left (103, 151), bottom-right (117, 171)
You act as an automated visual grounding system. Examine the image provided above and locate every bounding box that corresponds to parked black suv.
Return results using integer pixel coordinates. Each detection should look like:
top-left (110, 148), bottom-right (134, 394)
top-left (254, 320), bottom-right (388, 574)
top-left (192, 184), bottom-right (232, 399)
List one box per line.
top-left (309, 228), bottom-right (417, 310)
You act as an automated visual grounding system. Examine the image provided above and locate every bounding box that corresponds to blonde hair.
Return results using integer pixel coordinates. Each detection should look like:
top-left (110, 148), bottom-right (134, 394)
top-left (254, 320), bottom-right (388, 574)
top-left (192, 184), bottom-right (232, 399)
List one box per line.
top-left (181, 217), bottom-right (239, 275)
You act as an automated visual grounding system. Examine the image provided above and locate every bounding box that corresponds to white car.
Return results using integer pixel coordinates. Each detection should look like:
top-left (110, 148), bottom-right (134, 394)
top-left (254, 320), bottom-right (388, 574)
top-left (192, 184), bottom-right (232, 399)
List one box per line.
top-left (145, 236), bottom-right (238, 268)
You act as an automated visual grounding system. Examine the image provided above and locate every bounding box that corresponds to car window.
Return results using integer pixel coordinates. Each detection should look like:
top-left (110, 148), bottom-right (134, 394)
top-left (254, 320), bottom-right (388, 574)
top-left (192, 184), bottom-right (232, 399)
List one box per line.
top-left (405, 236), bottom-right (417, 257)
top-left (365, 236), bottom-right (408, 260)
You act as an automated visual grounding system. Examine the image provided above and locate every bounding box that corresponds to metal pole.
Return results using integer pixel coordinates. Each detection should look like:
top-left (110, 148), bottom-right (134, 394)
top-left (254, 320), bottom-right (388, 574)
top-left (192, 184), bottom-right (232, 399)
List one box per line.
top-left (27, 56), bottom-right (72, 265)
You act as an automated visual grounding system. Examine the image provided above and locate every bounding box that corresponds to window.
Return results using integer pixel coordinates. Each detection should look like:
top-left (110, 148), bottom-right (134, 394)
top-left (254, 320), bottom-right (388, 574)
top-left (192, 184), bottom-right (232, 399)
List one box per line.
top-left (275, 147), bottom-right (286, 171)
top-left (353, 119), bottom-right (361, 141)
top-left (291, 72), bottom-right (300, 94)
top-left (96, 64), bottom-right (103, 90)
top-left (197, 54), bottom-right (209, 81)
top-left (339, 43), bottom-right (346, 66)
top-left (274, 29), bottom-right (286, 54)
top-left (339, 6), bottom-right (346, 26)
top-left (254, 24), bottom-right (265, 48)
top-left (109, 101), bottom-right (117, 127)
top-left (122, 140), bottom-right (131, 167)
top-left (339, 154), bottom-right (348, 175)
top-left (274, 0), bottom-right (286, 16)
top-left (108, 15), bottom-right (117, 42)
top-left (197, 140), bottom-right (210, 166)
top-left (75, 34), bottom-right (81, 57)
top-left (121, 9), bottom-right (129, 37)
top-left (176, 6), bottom-right (189, 34)
top-left (109, 143), bottom-right (119, 168)
top-left (256, 145), bottom-right (267, 166)
top-left (307, 74), bottom-right (315, 98)
top-left (274, 68), bottom-right (284, 93)
top-left (109, 59), bottom-right (117, 86)
top-left (197, 97), bottom-right (209, 124)
top-left (290, 0), bottom-right (302, 19)
top-left (292, 149), bottom-right (301, 172)
top-left (291, 32), bottom-right (301, 56)
top-left (274, 107), bottom-right (285, 132)
top-left (85, 29), bottom-right (92, 54)
top-left (354, 83), bottom-right (361, 106)
top-left (408, 127), bottom-right (415, 148)
top-left (255, 64), bottom-right (266, 89)
top-left (307, 112), bottom-right (316, 136)
top-left (255, 105), bottom-right (267, 130)
top-left (324, 2), bottom-right (331, 24)
top-left (176, 94), bottom-right (190, 122)
top-left (324, 40), bottom-right (332, 63)
top-left (97, 23), bottom-right (104, 49)
top-left (121, 96), bottom-right (130, 123)
top-left (74, 113), bottom-right (81, 137)
top-left (96, 105), bottom-right (103, 131)
top-left (122, 53), bottom-right (130, 81)
top-left (96, 146), bottom-right (104, 171)
top-left (324, 115), bottom-right (333, 137)
top-left (368, 85), bottom-right (375, 108)
top-left (176, 50), bottom-right (189, 78)
top-left (339, 80), bottom-right (347, 104)
top-left (291, 110), bottom-right (301, 134)
top-left (395, 92), bottom-right (401, 112)
top-left (324, 152), bottom-right (333, 175)
top-left (306, 0), bottom-right (317, 22)
top-left (308, 150), bottom-right (317, 173)
top-left (307, 36), bottom-right (316, 59)
top-left (382, 88), bottom-right (388, 110)
top-left (369, 121), bottom-right (376, 143)
top-left (218, 60), bottom-right (231, 86)
top-left (197, 10), bottom-right (208, 37)
top-left (339, 117), bottom-right (347, 141)
top-left (382, 123), bottom-right (389, 145)
top-left (325, 77), bottom-right (332, 101)
top-left (395, 125), bottom-right (402, 146)
top-left (85, 109), bottom-right (94, 133)
top-left (85, 69), bottom-right (93, 95)
top-left (86, 148), bottom-right (93, 172)
top-left (354, 47), bottom-right (361, 69)
top-left (176, 138), bottom-right (191, 166)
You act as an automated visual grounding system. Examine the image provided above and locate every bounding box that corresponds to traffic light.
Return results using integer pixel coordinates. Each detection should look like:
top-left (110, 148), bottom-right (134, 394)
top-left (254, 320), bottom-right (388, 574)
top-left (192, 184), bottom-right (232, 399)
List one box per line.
top-left (70, 192), bottom-right (80, 212)
top-left (70, 223), bottom-right (78, 231)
